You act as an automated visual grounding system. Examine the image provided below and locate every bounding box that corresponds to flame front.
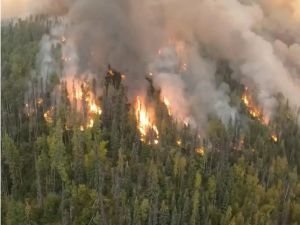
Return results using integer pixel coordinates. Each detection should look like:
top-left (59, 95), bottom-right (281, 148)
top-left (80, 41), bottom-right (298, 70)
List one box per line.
top-left (242, 87), bottom-right (269, 125)
top-left (163, 97), bottom-right (172, 116)
top-left (135, 96), bottom-right (159, 144)
top-left (66, 78), bottom-right (102, 130)
top-left (89, 102), bottom-right (102, 115)
top-left (43, 77), bottom-right (102, 131)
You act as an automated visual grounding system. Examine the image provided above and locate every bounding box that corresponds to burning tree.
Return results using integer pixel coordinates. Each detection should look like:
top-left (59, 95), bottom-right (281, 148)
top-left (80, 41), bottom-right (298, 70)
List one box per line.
top-left (241, 87), bottom-right (269, 125)
top-left (135, 96), bottom-right (159, 144)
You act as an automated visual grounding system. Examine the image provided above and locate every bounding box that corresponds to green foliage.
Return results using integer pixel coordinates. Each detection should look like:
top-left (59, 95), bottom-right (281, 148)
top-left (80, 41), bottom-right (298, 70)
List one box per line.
top-left (2, 134), bottom-right (22, 197)
top-left (42, 193), bottom-right (61, 223)
top-left (2, 17), bottom-right (300, 225)
top-left (47, 119), bottom-right (69, 185)
top-left (71, 184), bottom-right (97, 225)
top-left (5, 199), bottom-right (27, 225)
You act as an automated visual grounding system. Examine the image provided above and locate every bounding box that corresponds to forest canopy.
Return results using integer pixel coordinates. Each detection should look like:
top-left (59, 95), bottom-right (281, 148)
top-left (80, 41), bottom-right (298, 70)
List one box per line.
top-left (1, 11), bottom-right (300, 225)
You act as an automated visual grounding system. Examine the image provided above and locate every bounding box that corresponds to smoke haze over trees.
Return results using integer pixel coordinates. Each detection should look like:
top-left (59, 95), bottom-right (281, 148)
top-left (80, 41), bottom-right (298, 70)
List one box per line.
top-left (1, 1), bottom-right (300, 225)
top-left (3, 0), bottom-right (300, 125)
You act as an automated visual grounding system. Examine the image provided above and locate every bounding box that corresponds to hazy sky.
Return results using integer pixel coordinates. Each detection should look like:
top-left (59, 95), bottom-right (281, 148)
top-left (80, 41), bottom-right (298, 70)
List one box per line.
top-left (2, 0), bottom-right (299, 21)
top-left (1, 0), bottom-right (31, 19)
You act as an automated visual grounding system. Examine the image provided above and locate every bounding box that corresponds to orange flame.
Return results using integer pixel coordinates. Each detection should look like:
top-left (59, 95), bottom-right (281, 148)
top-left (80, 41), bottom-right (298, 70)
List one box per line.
top-left (36, 98), bottom-right (44, 106)
top-left (87, 119), bottom-right (94, 128)
top-left (195, 147), bottom-right (205, 156)
top-left (242, 87), bottom-right (269, 125)
top-left (271, 133), bottom-right (278, 143)
top-left (65, 77), bottom-right (102, 130)
top-left (135, 96), bottom-right (159, 143)
top-left (80, 125), bottom-right (84, 131)
top-left (163, 97), bottom-right (172, 116)
top-left (176, 139), bottom-right (182, 146)
top-left (44, 107), bottom-right (55, 124)
top-left (89, 101), bottom-right (102, 115)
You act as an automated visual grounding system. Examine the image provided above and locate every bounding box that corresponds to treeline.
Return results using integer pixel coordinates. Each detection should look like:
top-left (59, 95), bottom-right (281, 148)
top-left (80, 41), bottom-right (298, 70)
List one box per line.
top-left (1, 17), bottom-right (300, 225)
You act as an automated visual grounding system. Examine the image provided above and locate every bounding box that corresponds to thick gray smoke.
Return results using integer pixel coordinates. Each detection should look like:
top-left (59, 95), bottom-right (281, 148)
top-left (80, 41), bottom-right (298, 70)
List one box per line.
top-left (32, 0), bottom-right (300, 126)
top-left (159, 0), bottom-right (300, 119)
top-left (149, 43), bottom-right (236, 127)
top-left (187, 48), bottom-right (236, 126)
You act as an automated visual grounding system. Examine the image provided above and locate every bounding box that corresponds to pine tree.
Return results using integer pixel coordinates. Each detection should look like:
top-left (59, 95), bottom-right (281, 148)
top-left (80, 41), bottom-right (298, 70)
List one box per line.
top-left (159, 200), bottom-right (170, 225)
top-left (72, 130), bottom-right (85, 184)
top-left (2, 134), bottom-right (22, 198)
top-left (190, 171), bottom-right (202, 225)
top-left (47, 119), bottom-right (69, 187)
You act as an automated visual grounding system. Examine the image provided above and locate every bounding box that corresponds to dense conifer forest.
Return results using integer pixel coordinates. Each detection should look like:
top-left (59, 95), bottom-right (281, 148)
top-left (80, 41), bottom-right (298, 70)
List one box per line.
top-left (2, 17), bottom-right (300, 225)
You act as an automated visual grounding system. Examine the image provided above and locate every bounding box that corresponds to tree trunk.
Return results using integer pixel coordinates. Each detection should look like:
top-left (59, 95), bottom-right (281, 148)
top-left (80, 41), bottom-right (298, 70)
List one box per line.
top-left (35, 152), bottom-right (43, 207)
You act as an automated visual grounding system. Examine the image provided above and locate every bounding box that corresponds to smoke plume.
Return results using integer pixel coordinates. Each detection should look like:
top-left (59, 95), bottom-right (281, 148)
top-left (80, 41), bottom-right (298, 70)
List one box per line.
top-left (30, 0), bottom-right (300, 126)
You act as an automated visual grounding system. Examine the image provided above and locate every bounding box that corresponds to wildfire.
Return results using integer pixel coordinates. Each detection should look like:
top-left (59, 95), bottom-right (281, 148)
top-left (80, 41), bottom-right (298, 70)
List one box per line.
top-left (89, 102), bottom-right (102, 115)
top-left (87, 119), bottom-right (94, 128)
top-left (36, 98), bottom-right (44, 106)
top-left (44, 107), bottom-right (55, 124)
top-left (42, 77), bottom-right (102, 130)
top-left (176, 139), bottom-right (182, 146)
top-left (184, 119), bottom-right (190, 127)
top-left (241, 88), bottom-right (281, 142)
top-left (66, 78), bottom-right (102, 130)
top-left (163, 97), bottom-right (172, 116)
top-left (233, 136), bottom-right (245, 151)
top-left (168, 38), bottom-right (188, 72)
top-left (271, 133), bottom-right (278, 143)
top-left (195, 147), bottom-right (205, 156)
top-left (241, 87), bottom-right (269, 125)
top-left (74, 87), bottom-right (83, 100)
top-left (135, 96), bottom-right (159, 144)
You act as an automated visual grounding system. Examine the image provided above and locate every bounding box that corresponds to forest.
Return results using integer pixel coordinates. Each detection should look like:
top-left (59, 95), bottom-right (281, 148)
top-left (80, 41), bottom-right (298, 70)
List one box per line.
top-left (1, 16), bottom-right (300, 225)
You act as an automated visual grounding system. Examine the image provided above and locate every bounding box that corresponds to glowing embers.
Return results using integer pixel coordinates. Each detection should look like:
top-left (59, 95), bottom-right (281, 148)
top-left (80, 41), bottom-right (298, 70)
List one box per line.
top-left (163, 97), bottom-right (172, 116)
top-left (135, 96), bottom-right (159, 144)
top-left (89, 102), bottom-right (102, 115)
top-left (36, 98), bottom-right (44, 106)
top-left (233, 135), bottom-right (245, 151)
top-left (241, 87), bottom-right (269, 125)
top-left (44, 107), bottom-right (55, 124)
top-left (176, 139), bottom-right (182, 146)
top-left (271, 133), bottom-right (278, 143)
top-left (87, 119), bottom-right (94, 128)
top-left (195, 147), bottom-right (205, 156)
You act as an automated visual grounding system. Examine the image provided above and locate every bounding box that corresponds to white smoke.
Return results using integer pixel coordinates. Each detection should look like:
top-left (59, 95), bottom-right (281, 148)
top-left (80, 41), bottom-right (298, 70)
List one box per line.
top-left (187, 49), bottom-right (236, 126)
top-left (149, 45), bottom-right (195, 126)
top-left (158, 0), bottom-right (300, 119)
top-left (28, 0), bottom-right (300, 126)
